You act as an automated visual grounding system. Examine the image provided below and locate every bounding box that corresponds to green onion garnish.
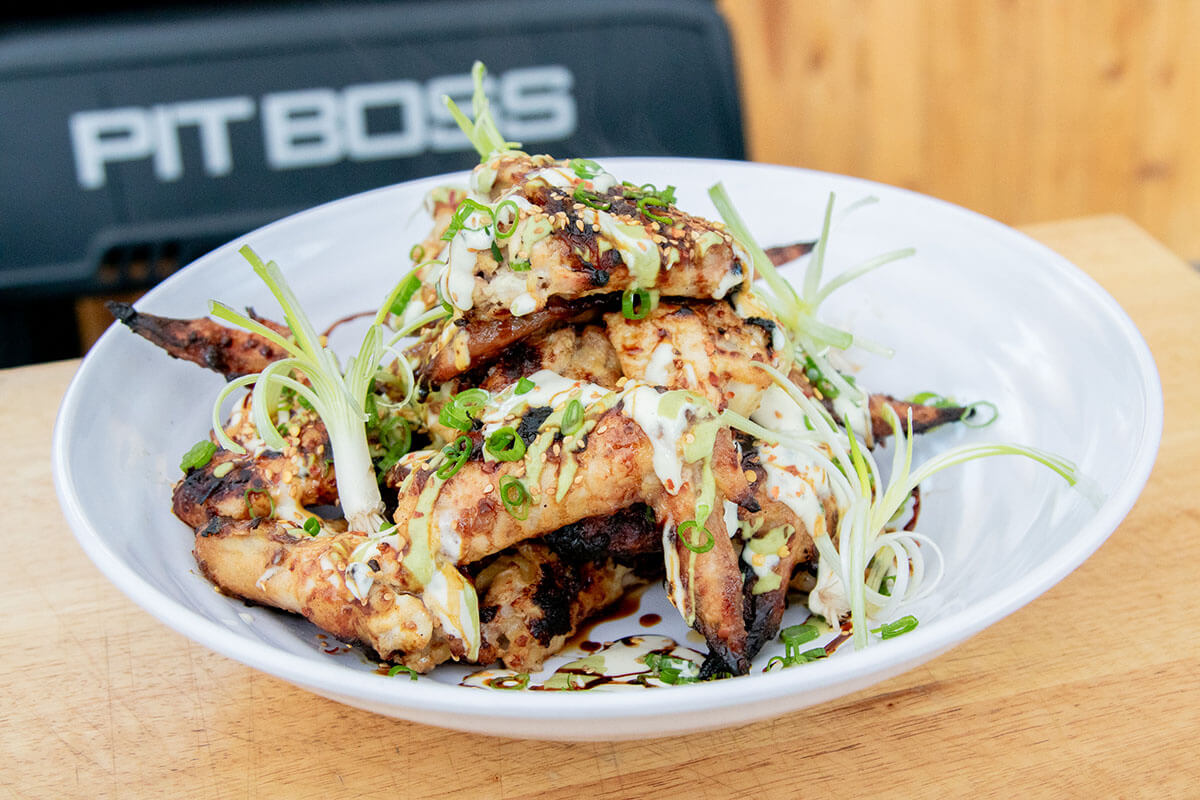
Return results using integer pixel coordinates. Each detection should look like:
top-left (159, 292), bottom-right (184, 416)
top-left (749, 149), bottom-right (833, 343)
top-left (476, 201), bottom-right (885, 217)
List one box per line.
top-left (303, 517), bottom-right (321, 536)
top-left (642, 652), bottom-right (699, 684)
top-left (439, 387), bottom-right (489, 431)
top-left (907, 391), bottom-right (950, 406)
top-left (677, 520), bottom-right (714, 554)
top-left (871, 615), bottom-right (919, 639)
top-left (622, 182), bottom-right (676, 204)
top-left (485, 427), bottom-right (526, 461)
top-left (510, 260), bottom-right (531, 272)
top-left (962, 400), bottom-right (999, 428)
top-left (441, 198), bottom-right (495, 242)
top-left (490, 672), bottom-right (530, 690)
top-left (906, 392), bottom-right (999, 428)
top-left (514, 376), bottom-right (535, 395)
top-left (569, 158), bottom-right (603, 179)
top-left (409, 244), bottom-right (425, 262)
top-left (560, 399), bottom-right (584, 436)
top-left (243, 486), bottom-right (274, 520)
top-left (621, 288), bottom-right (653, 320)
top-left (387, 664), bottom-right (419, 680)
top-left (388, 273), bottom-right (422, 318)
top-left (780, 623), bottom-right (820, 648)
top-left (180, 440), bottom-right (217, 472)
top-left (572, 185), bottom-right (611, 211)
top-left (637, 196), bottom-right (673, 225)
top-left (493, 199), bottom-right (519, 239)
top-left (441, 61), bottom-right (522, 162)
top-left (499, 476), bottom-right (531, 520)
top-left (490, 240), bottom-right (504, 264)
top-left (436, 435), bottom-right (473, 480)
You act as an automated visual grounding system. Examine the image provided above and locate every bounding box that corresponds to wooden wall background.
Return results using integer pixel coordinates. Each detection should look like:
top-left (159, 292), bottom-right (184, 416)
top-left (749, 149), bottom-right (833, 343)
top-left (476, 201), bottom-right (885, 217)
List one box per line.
top-left (717, 0), bottom-right (1200, 262)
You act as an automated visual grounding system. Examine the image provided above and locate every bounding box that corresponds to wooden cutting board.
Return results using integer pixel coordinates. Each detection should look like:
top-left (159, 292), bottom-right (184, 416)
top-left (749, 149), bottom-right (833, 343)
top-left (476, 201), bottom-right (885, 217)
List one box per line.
top-left (3, 215), bottom-right (1197, 798)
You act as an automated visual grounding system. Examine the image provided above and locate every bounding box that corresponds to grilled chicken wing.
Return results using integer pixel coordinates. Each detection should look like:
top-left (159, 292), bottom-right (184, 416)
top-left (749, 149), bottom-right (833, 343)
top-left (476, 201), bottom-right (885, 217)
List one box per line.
top-left (410, 154), bottom-right (749, 382)
top-left (605, 300), bottom-right (784, 417)
top-left (108, 302), bottom-right (290, 380)
top-left (387, 408), bottom-right (751, 565)
top-left (735, 440), bottom-right (838, 659)
top-left (473, 541), bottom-right (651, 672)
top-left (193, 518), bottom-right (460, 671)
top-left (386, 404), bottom-right (757, 671)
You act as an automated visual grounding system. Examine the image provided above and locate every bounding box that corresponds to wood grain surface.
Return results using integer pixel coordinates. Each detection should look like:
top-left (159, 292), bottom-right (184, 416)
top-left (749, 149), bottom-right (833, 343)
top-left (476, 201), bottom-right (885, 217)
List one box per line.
top-left (719, 0), bottom-right (1200, 263)
top-left (4, 216), bottom-right (1197, 798)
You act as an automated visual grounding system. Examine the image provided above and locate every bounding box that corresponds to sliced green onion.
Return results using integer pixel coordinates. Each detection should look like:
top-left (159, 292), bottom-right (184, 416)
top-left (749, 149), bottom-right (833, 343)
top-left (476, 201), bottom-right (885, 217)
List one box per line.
top-left (493, 199), bottom-right (519, 239)
top-left (622, 182), bottom-right (676, 204)
top-left (303, 517), bottom-right (321, 536)
top-left (780, 623), bottom-right (820, 648)
top-left (637, 196), bottom-right (673, 225)
top-left (485, 427), bottom-right (526, 461)
top-left (490, 672), bottom-right (530, 690)
top-left (509, 260), bottom-right (531, 272)
top-left (212, 461), bottom-right (234, 479)
top-left (490, 240), bottom-right (504, 264)
top-left (907, 391), bottom-right (950, 406)
top-left (387, 664), bottom-right (419, 680)
top-left (621, 288), bottom-right (654, 320)
top-left (569, 158), bottom-right (603, 179)
top-left (244, 487), bottom-right (274, 520)
top-left (441, 61), bottom-right (522, 162)
top-left (439, 388), bottom-right (489, 431)
top-left (499, 476), bottom-right (531, 520)
top-left (560, 399), bottom-right (584, 436)
top-left (871, 615), bottom-right (919, 639)
top-left (572, 185), bottom-right (611, 211)
top-left (514, 376), bottom-right (535, 395)
top-left (436, 435), bottom-right (473, 480)
top-left (677, 520), bottom-right (714, 554)
top-left (409, 244), bottom-right (425, 262)
top-left (441, 198), bottom-right (495, 241)
top-left (180, 440), bottom-right (217, 472)
top-left (962, 400), bottom-right (999, 428)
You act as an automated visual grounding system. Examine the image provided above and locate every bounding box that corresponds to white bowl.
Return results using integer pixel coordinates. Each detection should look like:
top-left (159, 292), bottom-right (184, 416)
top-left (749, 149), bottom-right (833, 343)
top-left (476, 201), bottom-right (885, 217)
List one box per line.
top-left (53, 158), bottom-right (1162, 740)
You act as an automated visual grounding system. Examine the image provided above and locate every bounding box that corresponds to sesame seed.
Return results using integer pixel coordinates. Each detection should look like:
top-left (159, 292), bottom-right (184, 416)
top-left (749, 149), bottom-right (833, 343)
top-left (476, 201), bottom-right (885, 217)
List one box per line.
top-left (744, 470), bottom-right (757, 483)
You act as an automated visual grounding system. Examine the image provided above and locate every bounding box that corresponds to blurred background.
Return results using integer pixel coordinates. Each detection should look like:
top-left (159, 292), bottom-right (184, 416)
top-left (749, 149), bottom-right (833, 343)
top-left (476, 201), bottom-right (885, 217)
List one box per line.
top-left (3, 0), bottom-right (1197, 367)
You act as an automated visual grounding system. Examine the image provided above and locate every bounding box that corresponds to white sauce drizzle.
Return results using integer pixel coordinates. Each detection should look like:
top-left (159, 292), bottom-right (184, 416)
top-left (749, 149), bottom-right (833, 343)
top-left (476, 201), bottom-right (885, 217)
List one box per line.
top-left (809, 557), bottom-right (850, 624)
top-left (424, 567), bottom-right (480, 655)
top-left (621, 385), bottom-right (694, 495)
top-left (722, 500), bottom-right (740, 539)
top-left (441, 214), bottom-right (493, 311)
top-left (643, 342), bottom-right (676, 386)
top-left (757, 441), bottom-right (828, 535)
top-left (345, 562), bottom-right (374, 602)
top-left (510, 292), bottom-right (537, 316)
